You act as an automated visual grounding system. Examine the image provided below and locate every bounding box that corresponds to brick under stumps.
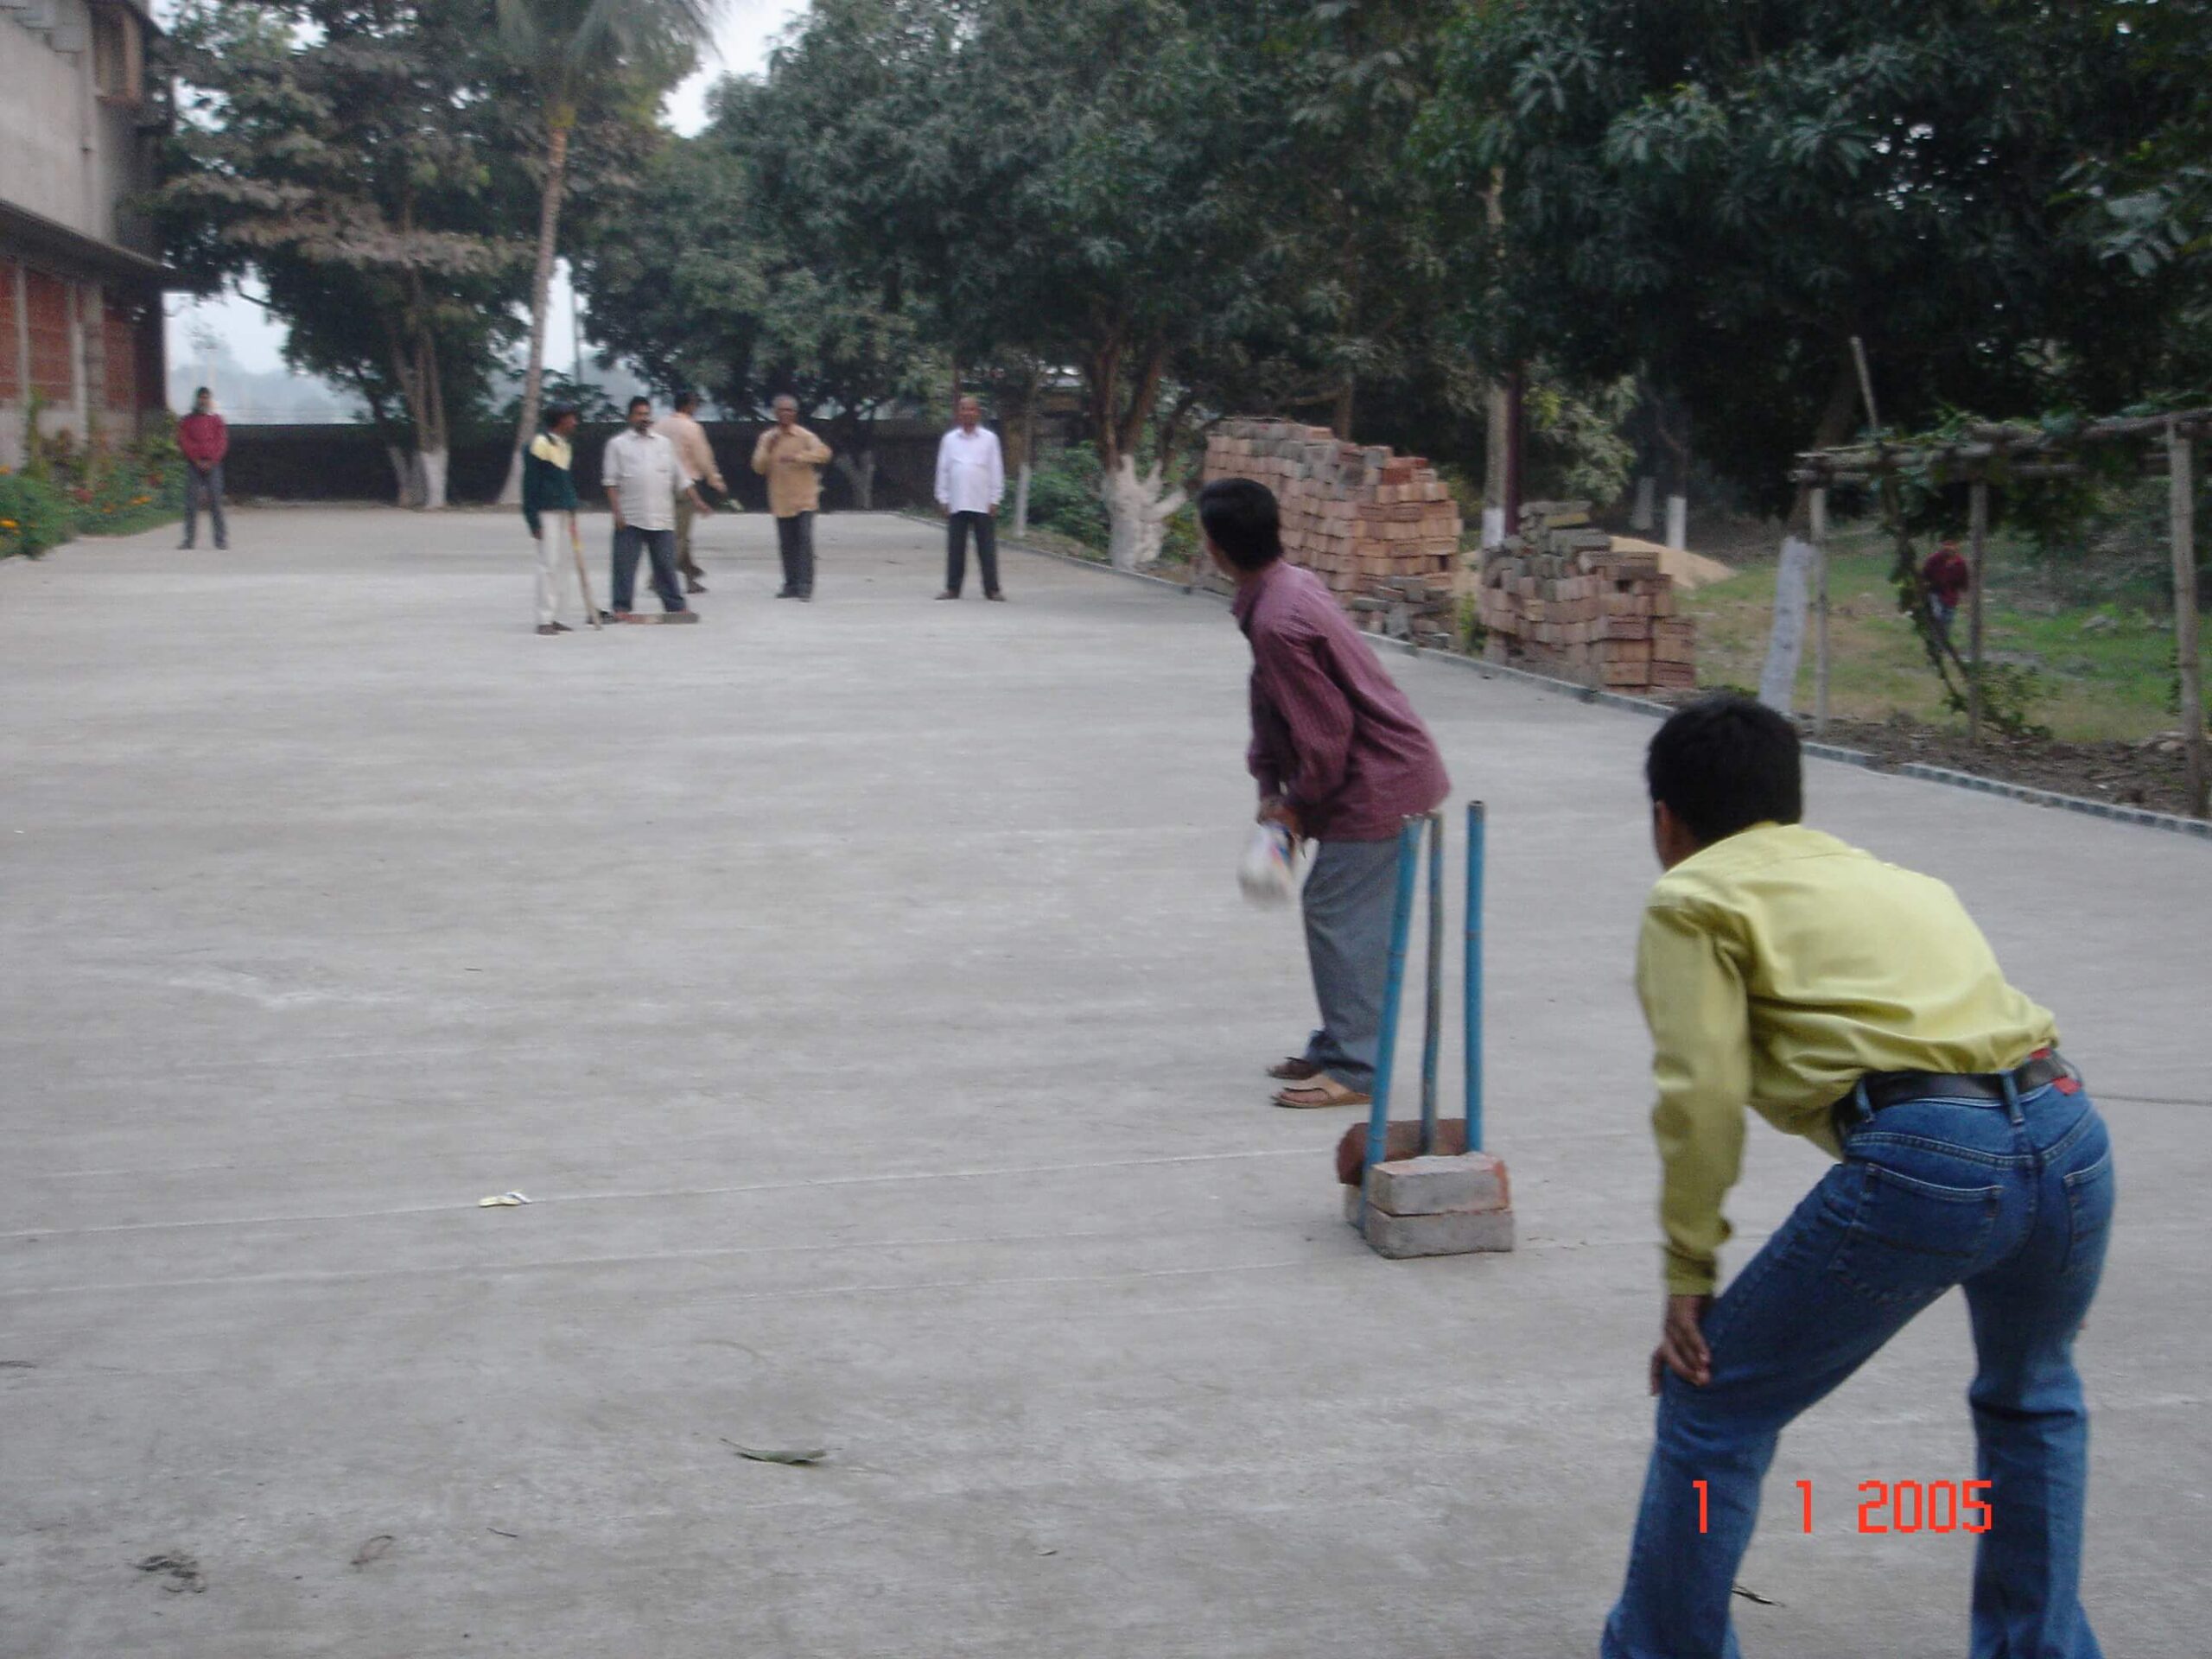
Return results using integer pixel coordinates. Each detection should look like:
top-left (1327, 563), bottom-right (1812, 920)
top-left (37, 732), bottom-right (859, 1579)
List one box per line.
top-left (1336, 1134), bottom-right (1516, 1260)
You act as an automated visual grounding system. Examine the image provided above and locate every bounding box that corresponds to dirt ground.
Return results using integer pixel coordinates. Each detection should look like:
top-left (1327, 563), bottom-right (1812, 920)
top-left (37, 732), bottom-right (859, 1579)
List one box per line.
top-left (1815, 715), bottom-right (2203, 817)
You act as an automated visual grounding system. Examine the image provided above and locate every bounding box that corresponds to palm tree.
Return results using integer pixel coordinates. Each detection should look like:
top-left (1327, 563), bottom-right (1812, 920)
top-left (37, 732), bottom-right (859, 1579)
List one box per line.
top-left (494, 0), bottom-right (720, 505)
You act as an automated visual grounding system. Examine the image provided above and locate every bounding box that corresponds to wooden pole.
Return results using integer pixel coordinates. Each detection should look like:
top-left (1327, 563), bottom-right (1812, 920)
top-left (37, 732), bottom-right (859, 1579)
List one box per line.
top-left (2172, 424), bottom-right (2206, 817)
top-left (1967, 477), bottom-right (1988, 743)
top-left (1812, 486), bottom-right (1830, 737)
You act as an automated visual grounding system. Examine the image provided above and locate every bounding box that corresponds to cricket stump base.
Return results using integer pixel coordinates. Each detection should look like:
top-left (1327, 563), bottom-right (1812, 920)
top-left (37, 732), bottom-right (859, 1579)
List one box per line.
top-left (1334, 1122), bottom-right (1515, 1259)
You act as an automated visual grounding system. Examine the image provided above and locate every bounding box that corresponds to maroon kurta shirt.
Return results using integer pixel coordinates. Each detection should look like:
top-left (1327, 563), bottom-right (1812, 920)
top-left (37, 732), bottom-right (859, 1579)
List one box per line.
top-left (177, 412), bottom-right (229, 470)
top-left (1234, 558), bottom-right (1450, 841)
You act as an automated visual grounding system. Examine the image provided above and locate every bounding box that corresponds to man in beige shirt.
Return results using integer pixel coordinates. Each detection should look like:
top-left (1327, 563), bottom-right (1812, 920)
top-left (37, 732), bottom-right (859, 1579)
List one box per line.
top-left (655, 390), bottom-right (727, 594)
top-left (751, 394), bottom-right (833, 600)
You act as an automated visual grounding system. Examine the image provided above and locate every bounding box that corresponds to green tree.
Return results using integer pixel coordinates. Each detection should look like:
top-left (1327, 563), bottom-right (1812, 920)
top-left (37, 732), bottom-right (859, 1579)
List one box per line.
top-left (492, 0), bottom-right (718, 506)
top-left (159, 0), bottom-right (528, 506)
top-left (573, 80), bottom-right (940, 506)
top-left (1423, 0), bottom-right (2179, 526)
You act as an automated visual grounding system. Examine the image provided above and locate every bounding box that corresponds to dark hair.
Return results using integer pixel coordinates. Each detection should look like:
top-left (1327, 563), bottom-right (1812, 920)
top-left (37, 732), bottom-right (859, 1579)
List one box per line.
top-left (1646, 693), bottom-right (1802, 846)
top-left (543, 402), bottom-right (578, 428)
top-left (627, 395), bottom-right (652, 415)
top-left (1197, 478), bottom-right (1283, 570)
top-left (674, 389), bottom-right (699, 412)
top-left (192, 386), bottom-right (211, 400)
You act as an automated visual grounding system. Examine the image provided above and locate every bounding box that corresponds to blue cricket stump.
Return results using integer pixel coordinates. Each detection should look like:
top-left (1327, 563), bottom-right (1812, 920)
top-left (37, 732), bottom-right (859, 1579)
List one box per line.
top-left (1346, 801), bottom-right (1514, 1256)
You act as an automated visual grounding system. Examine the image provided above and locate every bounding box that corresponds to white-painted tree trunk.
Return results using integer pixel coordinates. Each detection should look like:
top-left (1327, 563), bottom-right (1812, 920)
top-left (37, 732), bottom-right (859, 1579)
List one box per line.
top-left (1103, 453), bottom-right (1185, 572)
top-left (416, 447), bottom-right (449, 512)
top-left (832, 449), bottom-right (877, 510)
top-left (1758, 535), bottom-right (1815, 713)
top-left (1013, 461), bottom-right (1033, 537)
top-left (386, 445), bottom-right (423, 508)
top-left (1665, 493), bottom-right (1688, 551)
top-left (1631, 476), bottom-right (1656, 531)
top-left (1480, 506), bottom-right (1506, 549)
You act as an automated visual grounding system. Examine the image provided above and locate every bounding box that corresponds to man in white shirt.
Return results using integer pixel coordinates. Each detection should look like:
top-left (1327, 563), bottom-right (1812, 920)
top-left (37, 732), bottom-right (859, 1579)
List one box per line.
top-left (934, 395), bottom-right (1007, 601)
top-left (603, 396), bottom-right (713, 620)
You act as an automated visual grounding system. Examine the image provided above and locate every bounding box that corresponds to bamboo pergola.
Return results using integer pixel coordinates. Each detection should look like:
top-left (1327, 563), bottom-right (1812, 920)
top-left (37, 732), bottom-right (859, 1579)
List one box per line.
top-left (1789, 408), bottom-right (2210, 820)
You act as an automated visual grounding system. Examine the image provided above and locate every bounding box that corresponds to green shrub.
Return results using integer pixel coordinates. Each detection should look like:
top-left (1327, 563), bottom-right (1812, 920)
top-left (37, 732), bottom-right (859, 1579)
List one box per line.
top-left (1026, 441), bottom-right (1110, 550)
top-left (0, 469), bottom-right (74, 559)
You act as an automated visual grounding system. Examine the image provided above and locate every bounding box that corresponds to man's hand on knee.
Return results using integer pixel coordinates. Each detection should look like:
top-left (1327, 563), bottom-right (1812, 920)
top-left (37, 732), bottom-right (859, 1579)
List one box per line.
top-left (1650, 1293), bottom-right (1713, 1394)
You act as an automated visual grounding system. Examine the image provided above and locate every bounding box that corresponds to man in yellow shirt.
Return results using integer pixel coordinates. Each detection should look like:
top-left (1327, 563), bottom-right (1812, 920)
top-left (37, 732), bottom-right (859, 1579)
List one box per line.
top-left (1605, 694), bottom-right (2113, 1659)
top-left (751, 394), bottom-right (833, 601)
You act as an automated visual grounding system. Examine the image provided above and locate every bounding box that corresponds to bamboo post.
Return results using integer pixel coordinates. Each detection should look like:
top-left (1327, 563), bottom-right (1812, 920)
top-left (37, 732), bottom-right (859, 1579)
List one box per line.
top-left (1967, 477), bottom-right (1988, 743)
top-left (2172, 424), bottom-right (2206, 817)
top-left (1812, 486), bottom-right (1830, 736)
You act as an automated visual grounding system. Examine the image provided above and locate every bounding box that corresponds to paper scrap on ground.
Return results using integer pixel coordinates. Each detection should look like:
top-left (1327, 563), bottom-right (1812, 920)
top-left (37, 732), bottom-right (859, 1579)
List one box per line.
top-left (477, 1192), bottom-right (531, 1207)
top-left (722, 1439), bottom-right (829, 1465)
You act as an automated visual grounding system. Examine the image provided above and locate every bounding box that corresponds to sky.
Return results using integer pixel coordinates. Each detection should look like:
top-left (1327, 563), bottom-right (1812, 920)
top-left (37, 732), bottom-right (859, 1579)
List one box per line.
top-left (166, 0), bottom-right (812, 416)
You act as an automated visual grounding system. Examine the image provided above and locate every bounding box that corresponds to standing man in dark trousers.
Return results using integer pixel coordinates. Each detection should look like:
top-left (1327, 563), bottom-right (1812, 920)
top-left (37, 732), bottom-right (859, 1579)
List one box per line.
top-left (752, 394), bottom-right (832, 600)
top-left (934, 395), bottom-right (1007, 601)
top-left (176, 387), bottom-right (229, 550)
top-left (603, 396), bottom-right (711, 621)
top-left (1199, 478), bottom-right (1450, 1110)
top-left (1604, 693), bottom-right (2112, 1659)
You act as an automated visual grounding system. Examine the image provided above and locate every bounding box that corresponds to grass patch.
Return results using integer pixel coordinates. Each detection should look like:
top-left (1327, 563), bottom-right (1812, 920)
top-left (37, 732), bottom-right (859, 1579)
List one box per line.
top-left (1681, 526), bottom-right (2207, 742)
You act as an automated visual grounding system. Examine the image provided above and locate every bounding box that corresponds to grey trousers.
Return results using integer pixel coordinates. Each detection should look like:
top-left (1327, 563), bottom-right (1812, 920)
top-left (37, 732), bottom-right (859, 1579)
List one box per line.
top-left (1299, 836), bottom-right (1402, 1092)
top-left (183, 463), bottom-right (226, 549)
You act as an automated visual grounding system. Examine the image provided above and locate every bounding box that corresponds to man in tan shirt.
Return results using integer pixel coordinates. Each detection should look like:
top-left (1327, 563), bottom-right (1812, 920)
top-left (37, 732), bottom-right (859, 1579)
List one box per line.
top-left (751, 394), bottom-right (833, 600)
top-left (655, 390), bottom-right (726, 594)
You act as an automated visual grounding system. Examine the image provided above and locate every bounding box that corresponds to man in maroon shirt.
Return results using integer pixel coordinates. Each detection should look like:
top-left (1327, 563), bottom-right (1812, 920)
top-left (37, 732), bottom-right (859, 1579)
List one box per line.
top-left (1200, 477), bottom-right (1452, 1109)
top-left (176, 387), bottom-right (230, 551)
top-left (1922, 538), bottom-right (1969, 639)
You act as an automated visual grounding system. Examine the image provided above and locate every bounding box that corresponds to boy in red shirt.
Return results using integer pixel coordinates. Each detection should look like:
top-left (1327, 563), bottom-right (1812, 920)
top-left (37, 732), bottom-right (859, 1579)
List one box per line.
top-left (176, 387), bottom-right (230, 551)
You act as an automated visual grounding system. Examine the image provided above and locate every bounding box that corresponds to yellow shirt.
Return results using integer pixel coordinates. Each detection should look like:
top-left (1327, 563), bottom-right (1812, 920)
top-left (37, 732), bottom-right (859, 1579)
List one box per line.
top-left (751, 424), bottom-right (832, 518)
top-left (1637, 823), bottom-right (2057, 1295)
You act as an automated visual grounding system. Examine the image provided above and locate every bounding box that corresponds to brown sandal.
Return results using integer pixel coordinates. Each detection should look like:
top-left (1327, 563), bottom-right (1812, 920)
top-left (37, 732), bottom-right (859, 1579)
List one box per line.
top-left (1267, 1056), bottom-right (1322, 1081)
top-left (1272, 1076), bottom-right (1372, 1109)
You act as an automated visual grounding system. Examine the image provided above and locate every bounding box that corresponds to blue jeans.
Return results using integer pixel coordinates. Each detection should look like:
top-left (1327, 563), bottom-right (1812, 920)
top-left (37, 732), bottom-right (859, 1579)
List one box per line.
top-left (1298, 837), bottom-right (1402, 1092)
top-left (1604, 1077), bottom-right (2113, 1659)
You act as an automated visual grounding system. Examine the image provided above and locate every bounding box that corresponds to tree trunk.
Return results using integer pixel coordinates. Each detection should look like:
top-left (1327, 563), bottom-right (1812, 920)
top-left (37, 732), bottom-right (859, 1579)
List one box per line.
top-left (499, 118), bottom-right (572, 508)
top-left (1089, 336), bottom-right (1181, 571)
top-left (832, 448), bottom-right (876, 510)
top-left (415, 326), bottom-right (450, 511)
top-left (1104, 453), bottom-right (1185, 572)
top-left (1758, 356), bottom-right (1866, 712)
top-left (1014, 359), bottom-right (1039, 536)
top-left (1332, 372), bottom-right (1355, 442)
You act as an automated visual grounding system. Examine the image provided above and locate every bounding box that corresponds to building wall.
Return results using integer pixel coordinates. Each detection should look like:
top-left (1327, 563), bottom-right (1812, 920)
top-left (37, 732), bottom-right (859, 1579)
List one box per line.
top-left (0, 0), bottom-right (163, 467)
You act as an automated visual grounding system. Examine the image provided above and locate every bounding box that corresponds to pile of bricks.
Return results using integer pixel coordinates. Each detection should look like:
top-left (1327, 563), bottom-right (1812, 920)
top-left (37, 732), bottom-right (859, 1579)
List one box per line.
top-left (1475, 502), bottom-right (1697, 694)
top-left (1349, 574), bottom-right (1460, 652)
top-left (1203, 419), bottom-right (1463, 597)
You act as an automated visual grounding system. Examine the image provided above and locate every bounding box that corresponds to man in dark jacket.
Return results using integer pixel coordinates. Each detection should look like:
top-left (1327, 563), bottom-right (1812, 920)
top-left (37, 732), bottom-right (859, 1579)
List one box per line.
top-left (522, 404), bottom-right (583, 635)
top-left (176, 388), bottom-right (229, 550)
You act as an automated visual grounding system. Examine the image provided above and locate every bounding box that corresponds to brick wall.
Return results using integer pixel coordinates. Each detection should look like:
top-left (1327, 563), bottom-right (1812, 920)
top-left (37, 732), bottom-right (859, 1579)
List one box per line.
top-left (0, 260), bottom-right (17, 401)
top-left (24, 270), bottom-right (72, 399)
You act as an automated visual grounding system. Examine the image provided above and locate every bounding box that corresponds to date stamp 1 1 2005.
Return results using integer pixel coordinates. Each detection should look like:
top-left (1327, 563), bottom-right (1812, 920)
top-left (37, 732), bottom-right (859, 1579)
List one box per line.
top-left (1694, 1479), bottom-right (1993, 1535)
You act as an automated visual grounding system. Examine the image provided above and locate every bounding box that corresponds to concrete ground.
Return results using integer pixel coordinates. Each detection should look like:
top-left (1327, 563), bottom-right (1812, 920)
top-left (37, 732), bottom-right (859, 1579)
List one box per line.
top-left (1, 508), bottom-right (2205, 1659)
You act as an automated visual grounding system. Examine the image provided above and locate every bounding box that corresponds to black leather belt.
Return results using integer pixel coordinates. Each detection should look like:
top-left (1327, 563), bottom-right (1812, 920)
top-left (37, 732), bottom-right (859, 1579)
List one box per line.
top-left (1840, 1049), bottom-right (2075, 1119)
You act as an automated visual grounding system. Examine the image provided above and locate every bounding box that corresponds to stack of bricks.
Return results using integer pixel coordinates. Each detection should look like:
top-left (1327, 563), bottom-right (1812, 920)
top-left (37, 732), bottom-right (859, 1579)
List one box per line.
top-left (1475, 501), bottom-right (1697, 694)
top-left (1349, 573), bottom-right (1460, 651)
top-left (1203, 418), bottom-right (1463, 598)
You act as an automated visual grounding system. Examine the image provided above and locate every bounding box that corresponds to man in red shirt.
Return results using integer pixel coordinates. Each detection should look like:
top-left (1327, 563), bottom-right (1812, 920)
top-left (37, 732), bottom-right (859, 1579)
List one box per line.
top-left (1922, 539), bottom-right (1969, 639)
top-left (1200, 477), bottom-right (1452, 1109)
top-left (176, 387), bottom-right (230, 551)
